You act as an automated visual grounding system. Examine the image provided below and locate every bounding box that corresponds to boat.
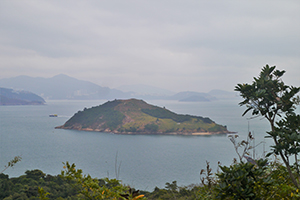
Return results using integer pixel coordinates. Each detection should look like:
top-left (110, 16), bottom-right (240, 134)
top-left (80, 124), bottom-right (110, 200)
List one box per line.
top-left (49, 114), bottom-right (58, 117)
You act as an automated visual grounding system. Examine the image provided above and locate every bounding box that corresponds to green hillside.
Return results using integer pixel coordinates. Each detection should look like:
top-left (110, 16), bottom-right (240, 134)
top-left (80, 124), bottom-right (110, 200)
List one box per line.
top-left (56, 99), bottom-right (229, 135)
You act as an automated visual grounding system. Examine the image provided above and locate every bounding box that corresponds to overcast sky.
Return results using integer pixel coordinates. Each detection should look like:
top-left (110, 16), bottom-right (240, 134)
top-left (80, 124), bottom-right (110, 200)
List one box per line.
top-left (1, 0), bottom-right (299, 92)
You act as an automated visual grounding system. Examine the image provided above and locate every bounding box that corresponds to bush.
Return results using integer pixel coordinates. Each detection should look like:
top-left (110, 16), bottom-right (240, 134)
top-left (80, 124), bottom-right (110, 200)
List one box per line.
top-left (144, 124), bottom-right (159, 132)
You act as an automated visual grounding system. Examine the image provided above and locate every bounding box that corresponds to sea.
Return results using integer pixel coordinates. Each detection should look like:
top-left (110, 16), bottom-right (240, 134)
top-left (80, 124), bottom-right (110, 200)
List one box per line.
top-left (0, 98), bottom-right (276, 191)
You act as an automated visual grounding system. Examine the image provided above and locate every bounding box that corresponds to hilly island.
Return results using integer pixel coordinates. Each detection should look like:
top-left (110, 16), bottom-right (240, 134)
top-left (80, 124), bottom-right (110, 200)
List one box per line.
top-left (56, 99), bottom-right (229, 135)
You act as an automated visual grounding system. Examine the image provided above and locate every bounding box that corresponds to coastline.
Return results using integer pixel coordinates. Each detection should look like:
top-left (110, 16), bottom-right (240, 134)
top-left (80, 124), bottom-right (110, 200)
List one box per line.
top-left (55, 126), bottom-right (232, 135)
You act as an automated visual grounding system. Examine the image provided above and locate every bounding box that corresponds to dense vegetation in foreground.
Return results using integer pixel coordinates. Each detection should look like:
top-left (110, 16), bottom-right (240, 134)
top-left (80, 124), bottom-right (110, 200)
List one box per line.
top-left (2, 65), bottom-right (300, 199)
top-left (56, 98), bottom-right (228, 135)
top-left (0, 168), bottom-right (205, 200)
top-left (1, 158), bottom-right (300, 200)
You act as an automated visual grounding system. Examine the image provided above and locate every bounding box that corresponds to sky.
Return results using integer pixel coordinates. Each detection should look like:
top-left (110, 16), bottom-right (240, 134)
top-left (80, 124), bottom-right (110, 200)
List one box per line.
top-left (1, 0), bottom-right (299, 93)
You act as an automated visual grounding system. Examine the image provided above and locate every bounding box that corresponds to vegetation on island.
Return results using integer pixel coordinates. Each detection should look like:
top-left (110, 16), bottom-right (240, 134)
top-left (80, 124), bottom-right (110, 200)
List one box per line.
top-left (56, 98), bottom-right (228, 135)
top-left (2, 65), bottom-right (300, 199)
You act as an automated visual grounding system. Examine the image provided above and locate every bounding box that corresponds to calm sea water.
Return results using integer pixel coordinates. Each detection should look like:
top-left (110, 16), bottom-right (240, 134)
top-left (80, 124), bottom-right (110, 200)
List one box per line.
top-left (0, 98), bottom-right (272, 191)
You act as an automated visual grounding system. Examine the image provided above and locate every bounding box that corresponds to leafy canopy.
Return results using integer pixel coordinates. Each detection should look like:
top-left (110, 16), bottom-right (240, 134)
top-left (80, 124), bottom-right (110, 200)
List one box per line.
top-left (235, 64), bottom-right (300, 188)
top-left (235, 64), bottom-right (299, 121)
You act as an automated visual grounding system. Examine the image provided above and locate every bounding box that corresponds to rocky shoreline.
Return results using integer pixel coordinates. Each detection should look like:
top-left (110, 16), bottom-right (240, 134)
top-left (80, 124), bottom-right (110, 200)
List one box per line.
top-left (55, 125), bottom-right (232, 135)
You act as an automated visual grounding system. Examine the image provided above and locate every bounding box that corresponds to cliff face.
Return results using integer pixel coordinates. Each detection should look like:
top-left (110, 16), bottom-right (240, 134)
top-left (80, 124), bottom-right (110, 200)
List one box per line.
top-left (0, 87), bottom-right (45, 105)
top-left (56, 99), bottom-right (229, 135)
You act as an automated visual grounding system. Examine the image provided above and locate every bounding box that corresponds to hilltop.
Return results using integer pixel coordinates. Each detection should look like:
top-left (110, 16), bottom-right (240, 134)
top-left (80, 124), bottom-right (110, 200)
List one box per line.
top-left (56, 99), bottom-right (229, 135)
top-left (0, 87), bottom-right (45, 105)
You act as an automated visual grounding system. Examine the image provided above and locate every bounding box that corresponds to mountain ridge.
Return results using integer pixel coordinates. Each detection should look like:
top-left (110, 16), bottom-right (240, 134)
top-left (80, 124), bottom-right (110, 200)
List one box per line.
top-left (0, 75), bottom-right (237, 101)
top-left (0, 74), bottom-right (129, 100)
top-left (0, 87), bottom-right (45, 105)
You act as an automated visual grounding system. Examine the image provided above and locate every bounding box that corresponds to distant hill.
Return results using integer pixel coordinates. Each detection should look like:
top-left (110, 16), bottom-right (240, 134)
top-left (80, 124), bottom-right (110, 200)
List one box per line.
top-left (56, 99), bottom-right (229, 135)
top-left (168, 90), bottom-right (237, 102)
top-left (0, 74), bottom-right (237, 101)
top-left (168, 91), bottom-right (217, 102)
top-left (208, 89), bottom-right (238, 99)
top-left (0, 74), bottom-right (130, 100)
top-left (0, 87), bottom-right (45, 105)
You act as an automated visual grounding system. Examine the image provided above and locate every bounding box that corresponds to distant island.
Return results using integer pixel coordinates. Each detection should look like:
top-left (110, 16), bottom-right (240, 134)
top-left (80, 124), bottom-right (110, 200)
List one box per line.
top-left (0, 87), bottom-right (45, 105)
top-left (56, 99), bottom-right (230, 135)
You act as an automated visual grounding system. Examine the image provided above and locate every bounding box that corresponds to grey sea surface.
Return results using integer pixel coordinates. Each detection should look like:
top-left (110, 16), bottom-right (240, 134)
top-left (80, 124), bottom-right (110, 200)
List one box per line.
top-left (0, 98), bottom-right (272, 191)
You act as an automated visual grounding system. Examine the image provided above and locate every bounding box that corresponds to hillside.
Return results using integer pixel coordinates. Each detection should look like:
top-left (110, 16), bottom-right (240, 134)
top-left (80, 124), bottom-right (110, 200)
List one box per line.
top-left (0, 87), bottom-right (45, 105)
top-left (56, 99), bottom-right (229, 135)
top-left (0, 74), bottom-right (130, 100)
top-left (168, 91), bottom-right (217, 102)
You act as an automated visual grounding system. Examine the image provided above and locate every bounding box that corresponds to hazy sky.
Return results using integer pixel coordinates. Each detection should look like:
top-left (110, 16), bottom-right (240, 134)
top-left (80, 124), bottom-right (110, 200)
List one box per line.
top-left (1, 0), bottom-right (299, 92)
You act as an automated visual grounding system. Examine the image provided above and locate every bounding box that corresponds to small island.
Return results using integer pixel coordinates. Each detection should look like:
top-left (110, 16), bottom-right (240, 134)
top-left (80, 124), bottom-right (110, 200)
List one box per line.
top-left (56, 99), bottom-right (230, 135)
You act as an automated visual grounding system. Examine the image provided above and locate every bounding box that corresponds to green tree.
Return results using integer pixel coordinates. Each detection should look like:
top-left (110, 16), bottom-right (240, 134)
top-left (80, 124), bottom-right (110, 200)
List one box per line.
top-left (144, 124), bottom-right (159, 132)
top-left (25, 169), bottom-right (46, 180)
top-left (38, 187), bottom-right (50, 200)
top-left (215, 159), bottom-right (271, 199)
top-left (61, 162), bottom-right (146, 200)
top-left (235, 64), bottom-right (300, 188)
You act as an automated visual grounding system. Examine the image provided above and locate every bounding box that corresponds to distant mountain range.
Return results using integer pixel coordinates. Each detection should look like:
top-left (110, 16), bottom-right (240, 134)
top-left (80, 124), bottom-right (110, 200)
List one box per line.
top-left (0, 74), bottom-right (130, 100)
top-left (0, 87), bottom-right (45, 105)
top-left (0, 74), bottom-right (237, 101)
top-left (167, 91), bottom-right (216, 102)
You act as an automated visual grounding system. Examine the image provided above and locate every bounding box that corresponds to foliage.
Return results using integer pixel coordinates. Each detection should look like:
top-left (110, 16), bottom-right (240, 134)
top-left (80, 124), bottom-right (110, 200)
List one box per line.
top-left (1, 156), bottom-right (22, 174)
top-left (227, 132), bottom-right (263, 163)
top-left (265, 159), bottom-right (300, 199)
top-left (143, 181), bottom-right (205, 200)
top-left (65, 100), bottom-right (125, 130)
top-left (235, 65), bottom-right (299, 118)
top-left (235, 64), bottom-right (300, 188)
top-left (215, 159), bottom-right (272, 199)
top-left (141, 108), bottom-right (213, 123)
top-left (267, 112), bottom-right (300, 159)
top-left (38, 187), bottom-right (50, 200)
top-left (144, 123), bottom-right (159, 132)
top-left (3, 162), bottom-right (300, 199)
top-left (0, 169), bottom-right (78, 199)
top-left (199, 161), bottom-right (218, 199)
top-left (61, 162), bottom-right (145, 200)
top-left (214, 65), bottom-right (300, 199)
top-left (213, 157), bottom-right (300, 199)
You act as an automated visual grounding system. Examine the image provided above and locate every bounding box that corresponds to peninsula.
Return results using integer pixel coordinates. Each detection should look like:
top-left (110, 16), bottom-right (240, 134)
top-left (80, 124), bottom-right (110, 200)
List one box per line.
top-left (56, 99), bottom-right (229, 135)
top-left (0, 87), bottom-right (45, 105)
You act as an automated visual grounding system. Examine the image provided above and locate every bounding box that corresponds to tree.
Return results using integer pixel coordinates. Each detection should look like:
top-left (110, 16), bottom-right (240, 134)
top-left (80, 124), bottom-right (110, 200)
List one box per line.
top-left (215, 159), bottom-right (271, 199)
top-left (144, 124), bottom-right (159, 132)
top-left (235, 64), bottom-right (300, 188)
top-left (25, 169), bottom-right (46, 180)
top-left (61, 162), bottom-right (145, 200)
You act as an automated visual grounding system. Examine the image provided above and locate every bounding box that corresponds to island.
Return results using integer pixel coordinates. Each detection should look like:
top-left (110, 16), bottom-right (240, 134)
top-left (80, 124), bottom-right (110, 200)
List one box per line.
top-left (0, 87), bottom-right (45, 105)
top-left (56, 99), bottom-right (230, 135)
